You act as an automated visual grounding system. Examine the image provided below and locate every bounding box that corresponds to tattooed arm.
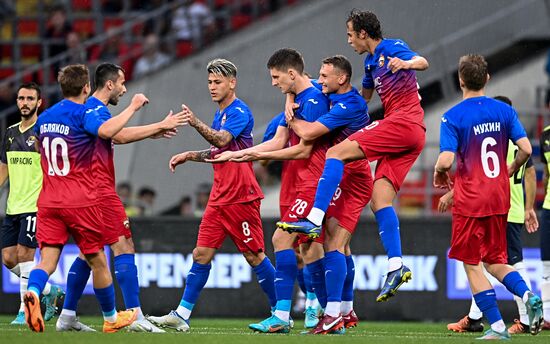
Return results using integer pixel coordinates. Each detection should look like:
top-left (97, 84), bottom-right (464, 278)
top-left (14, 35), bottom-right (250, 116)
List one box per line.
top-left (169, 149), bottom-right (212, 172)
top-left (181, 105), bottom-right (233, 148)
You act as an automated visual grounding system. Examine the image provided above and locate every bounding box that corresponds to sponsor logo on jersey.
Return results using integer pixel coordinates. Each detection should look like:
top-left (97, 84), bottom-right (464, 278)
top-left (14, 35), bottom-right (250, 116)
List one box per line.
top-left (221, 113), bottom-right (227, 126)
top-left (26, 135), bottom-right (36, 147)
top-left (9, 157), bottom-right (33, 165)
top-left (378, 54), bottom-right (385, 67)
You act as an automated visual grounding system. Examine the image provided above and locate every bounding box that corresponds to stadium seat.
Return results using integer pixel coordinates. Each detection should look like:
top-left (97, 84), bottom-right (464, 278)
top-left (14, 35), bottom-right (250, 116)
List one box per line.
top-left (0, 67), bottom-right (14, 79)
top-left (104, 17), bottom-right (124, 31)
top-left (176, 41), bottom-right (194, 58)
top-left (73, 18), bottom-right (95, 36)
top-left (21, 43), bottom-right (41, 60)
top-left (72, 0), bottom-right (92, 12)
top-left (0, 43), bottom-right (13, 61)
top-left (17, 18), bottom-right (40, 37)
top-left (231, 14), bottom-right (252, 30)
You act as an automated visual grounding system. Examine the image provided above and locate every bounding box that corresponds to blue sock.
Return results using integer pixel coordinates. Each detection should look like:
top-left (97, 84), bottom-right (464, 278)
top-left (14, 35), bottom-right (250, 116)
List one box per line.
top-left (253, 257), bottom-right (277, 308)
top-left (28, 269), bottom-right (49, 296)
top-left (324, 251), bottom-right (346, 302)
top-left (181, 262), bottom-right (211, 306)
top-left (342, 255), bottom-right (355, 302)
top-left (297, 268), bottom-right (306, 294)
top-left (303, 265), bottom-right (314, 294)
top-left (274, 249), bottom-right (297, 311)
top-left (374, 206), bottom-right (402, 259)
top-left (93, 284), bottom-right (116, 317)
top-left (473, 289), bottom-right (502, 325)
top-left (312, 159), bottom-right (345, 212)
top-left (114, 254), bottom-right (140, 309)
top-left (63, 257), bottom-right (91, 311)
top-left (307, 258), bottom-right (327, 308)
top-left (502, 271), bottom-right (530, 298)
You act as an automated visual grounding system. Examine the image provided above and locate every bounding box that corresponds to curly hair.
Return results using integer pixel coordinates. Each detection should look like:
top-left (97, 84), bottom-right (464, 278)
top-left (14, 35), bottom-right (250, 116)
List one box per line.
top-left (346, 9), bottom-right (383, 40)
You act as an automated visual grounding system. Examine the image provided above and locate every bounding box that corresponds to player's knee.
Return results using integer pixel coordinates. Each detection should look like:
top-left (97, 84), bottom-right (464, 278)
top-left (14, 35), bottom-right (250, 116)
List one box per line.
top-left (192, 247), bottom-right (214, 264)
top-left (85, 252), bottom-right (109, 271)
top-left (242, 251), bottom-right (263, 266)
top-left (110, 237), bottom-right (135, 255)
top-left (16, 246), bottom-right (35, 263)
top-left (2, 250), bottom-right (17, 269)
top-left (272, 230), bottom-right (293, 251)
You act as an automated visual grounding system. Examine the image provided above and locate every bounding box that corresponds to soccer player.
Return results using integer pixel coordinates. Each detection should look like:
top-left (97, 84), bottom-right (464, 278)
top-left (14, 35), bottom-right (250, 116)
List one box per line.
top-left (539, 123), bottom-right (550, 330)
top-left (148, 58), bottom-right (276, 332)
top-left (0, 83), bottom-right (64, 325)
top-left (274, 55), bottom-right (372, 334)
top-left (277, 9), bottom-right (429, 302)
top-left (56, 63), bottom-right (186, 332)
top-left (262, 112), bottom-right (321, 329)
top-left (443, 96), bottom-right (540, 334)
top-left (208, 49), bottom-right (331, 333)
top-left (434, 54), bottom-right (543, 339)
top-left (23, 64), bottom-right (147, 332)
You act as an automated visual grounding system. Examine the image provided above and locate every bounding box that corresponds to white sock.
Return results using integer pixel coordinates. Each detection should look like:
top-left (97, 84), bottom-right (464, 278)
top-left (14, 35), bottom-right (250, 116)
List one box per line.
top-left (468, 296), bottom-right (483, 320)
top-left (10, 264), bottom-right (24, 311)
top-left (541, 261), bottom-right (550, 319)
top-left (61, 309), bottom-right (76, 318)
top-left (512, 262), bottom-right (532, 324)
top-left (104, 310), bottom-right (117, 323)
top-left (9, 264), bottom-right (21, 277)
top-left (42, 282), bottom-right (52, 295)
top-left (388, 257), bottom-right (402, 272)
top-left (490, 320), bottom-right (506, 333)
top-left (307, 208), bottom-right (325, 226)
top-left (341, 301), bottom-right (353, 315)
top-left (176, 305), bottom-right (192, 320)
top-left (274, 309), bottom-right (290, 322)
top-left (305, 297), bottom-right (319, 309)
top-left (132, 307), bottom-right (144, 320)
top-left (19, 261), bottom-right (33, 304)
top-left (325, 301), bottom-right (341, 317)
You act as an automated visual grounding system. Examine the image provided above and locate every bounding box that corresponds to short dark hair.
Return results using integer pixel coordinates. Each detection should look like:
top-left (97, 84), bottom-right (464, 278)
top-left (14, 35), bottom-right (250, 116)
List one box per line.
top-left (139, 187), bottom-right (156, 197)
top-left (322, 55), bottom-right (352, 80)
top-left (493, 95), bottom-right (512, 106)
top-left (95, 63), bottom-right (124, 89)
top-left (458, 54), bottom-right (488, 91)
top-left (57, 64), bottom-right (89, 97)
top-left (17, 82), bottom-right (41, 99)
top-left (346, 9), bottom-right (383, 40)
top-left (267, 48), bottom-right (305, 74)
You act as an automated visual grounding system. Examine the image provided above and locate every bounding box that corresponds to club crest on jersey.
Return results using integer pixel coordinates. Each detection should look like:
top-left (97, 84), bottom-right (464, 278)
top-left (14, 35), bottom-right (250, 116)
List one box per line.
top-left (378, 54), bottom-right (385, 67)
top-left (123, 219), bottom-right (130, 229)
top-left (26, 136), bottom-right (36, 146)
top-left (221, 113), bottom-right (227, 126)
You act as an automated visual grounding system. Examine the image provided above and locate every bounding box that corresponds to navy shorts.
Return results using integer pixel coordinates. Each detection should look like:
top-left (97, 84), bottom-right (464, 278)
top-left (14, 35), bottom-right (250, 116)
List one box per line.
top-left (541, 209), bottom-right (550, 260)
top-left (506, 222), bottom-right (523, 265)
top-left (1, 213), bottom-right (38, 249)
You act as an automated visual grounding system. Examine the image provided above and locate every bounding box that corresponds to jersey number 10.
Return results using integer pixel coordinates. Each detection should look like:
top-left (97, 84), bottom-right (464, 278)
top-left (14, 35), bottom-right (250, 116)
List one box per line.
top-left (42, 137), bottom-right (70, 176)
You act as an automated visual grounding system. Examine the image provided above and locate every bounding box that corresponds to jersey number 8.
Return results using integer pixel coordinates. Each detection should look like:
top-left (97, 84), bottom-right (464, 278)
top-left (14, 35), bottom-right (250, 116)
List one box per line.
top-left (42, 137), bottom-right (70, 176)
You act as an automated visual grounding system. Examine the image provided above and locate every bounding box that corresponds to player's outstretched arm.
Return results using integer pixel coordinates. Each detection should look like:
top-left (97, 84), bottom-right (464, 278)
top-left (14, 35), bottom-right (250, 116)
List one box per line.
top-left (169, 149), bottom-right (212, 172)
top-left (98, 94), bottom-right (149, 139)
top-left (112, 109), bottom-right (187, 144)
top-left (524, 165), bottom-right (539, 233)
top-left (232, 139), bottom-right (313, 162)
top-left (288, 118), bottom-right (329, 141)
top-left (508, 137), bottom-right (532, 176)
top-left (181, 104), bottom-right (232, 148)
top-left (387, 55), bottom-right (429, 73)
top-left (434, 151), bottom-right (455, 189)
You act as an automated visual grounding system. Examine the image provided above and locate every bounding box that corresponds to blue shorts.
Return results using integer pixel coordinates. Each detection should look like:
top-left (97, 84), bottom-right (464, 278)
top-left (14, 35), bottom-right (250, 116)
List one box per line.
top-left (540, 209), bottom-right (550, 260)
top-left (506, 222), bottom-right (523, 265)
top-left (1, 213), bottom-right (38, 249)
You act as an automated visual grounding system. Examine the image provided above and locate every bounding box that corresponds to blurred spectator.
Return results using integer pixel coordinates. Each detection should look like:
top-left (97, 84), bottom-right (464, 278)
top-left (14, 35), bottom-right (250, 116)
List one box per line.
top-left (0, 83), bottom-right (17, 126)
top-left (161, 195), bottom-right (193, 217)
top-left (194, 183), bottom-right (211, 217)
top-left (171, 0), bottom-right (216, 46)
top-left (546, 48), bottom-right (550, 107)
top-left (117, 181), bottom-right (141, 217)
top-left (133, 33), bottom-right (172, 78)
top-left (44, 5), bottom-right (73, 74)
top-left (90, 29), bottom-right (133, 80)
top-left (63, 32), bottom-right (87, 65)
top-left (103, 0), bottom-right (124, 13)
top-left (137, 186), bottom-right (157, 216)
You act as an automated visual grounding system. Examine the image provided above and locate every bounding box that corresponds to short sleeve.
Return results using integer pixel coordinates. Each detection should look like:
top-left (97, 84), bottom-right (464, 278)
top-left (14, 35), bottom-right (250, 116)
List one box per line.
top-left (221, 107), bottom-right (249, 139)
top-left (263, 113), bottom-right (284, 142)
top-left (83, 108), bottom-right (104, 136)
top-left (387, 39), bottom-right (418, 61)
top-left (439, 114), bottom-right (459, 152)
top-left (0, 131), bottom-right (7, 164)
top-left (317, 102), bottom-right (357, 131)
top-left (362, 60), bottom-right (374, 89)
top-left (298, 94), bottom-right (329, 123)
top-left (541, 130), bottom-right (550, 164)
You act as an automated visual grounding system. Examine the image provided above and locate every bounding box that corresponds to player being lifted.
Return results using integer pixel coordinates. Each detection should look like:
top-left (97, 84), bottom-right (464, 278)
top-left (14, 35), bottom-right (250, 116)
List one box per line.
top-left (434, 54), bottom-right (543, 339)
top-left (209, 49), bottom-right (330, 333)
top-left (148, 59), bottom-right (277, 332)
top-left (277, 9), bottom-right (429, 302)
top-left (0, 83), bottom-right (64, 325)
top-left (56, 63), bottom-right (186, 332)
top-left (24, 64), bottom-right (148, 333)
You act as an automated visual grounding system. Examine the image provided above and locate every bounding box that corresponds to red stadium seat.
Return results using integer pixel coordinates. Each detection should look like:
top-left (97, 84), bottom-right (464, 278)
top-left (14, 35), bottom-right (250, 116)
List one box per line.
top-left (0, 44), bottom-right (13, 60)
top-left (73, 18), bottom-right (95, 36)
top-left (231, 14), bottom-right (251, 30)
top-left (17, 19), bottom-right (40, 37)
top-left (72, 0), bottom-right (92, 12)
top-left (176, 41), bottom-right (194, 58)
top-left (21, 43), bottom-right (41, 59)
top-left (0, 67), bottom-right (14, 79)
top-left (104, 17), bottom-right (124, 31)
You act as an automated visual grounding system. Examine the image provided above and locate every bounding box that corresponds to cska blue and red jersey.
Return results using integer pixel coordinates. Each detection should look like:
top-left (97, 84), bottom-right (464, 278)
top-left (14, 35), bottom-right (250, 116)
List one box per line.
top-left (362, 38), bottom-right (423, 124)
top-left (279, 85), bottom-right (330, 191)
top-left (440, 96), bottom-right (527, 217)
top-left (85, 96), bottom-right (116, 194)
top-left (35, 99), bottom-right (104, 207)
top-left (208, 98), bottom-right (264, 205)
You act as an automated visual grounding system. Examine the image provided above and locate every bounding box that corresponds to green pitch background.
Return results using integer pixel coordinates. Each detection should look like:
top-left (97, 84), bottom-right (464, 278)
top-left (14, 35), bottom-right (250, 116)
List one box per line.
top-left (1, 316), bottom-right (549, 343)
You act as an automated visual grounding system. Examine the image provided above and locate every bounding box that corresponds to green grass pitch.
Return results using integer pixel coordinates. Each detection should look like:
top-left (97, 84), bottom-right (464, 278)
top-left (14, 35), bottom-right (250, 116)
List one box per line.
top-left (1, 316), bottom-right (549, 343)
